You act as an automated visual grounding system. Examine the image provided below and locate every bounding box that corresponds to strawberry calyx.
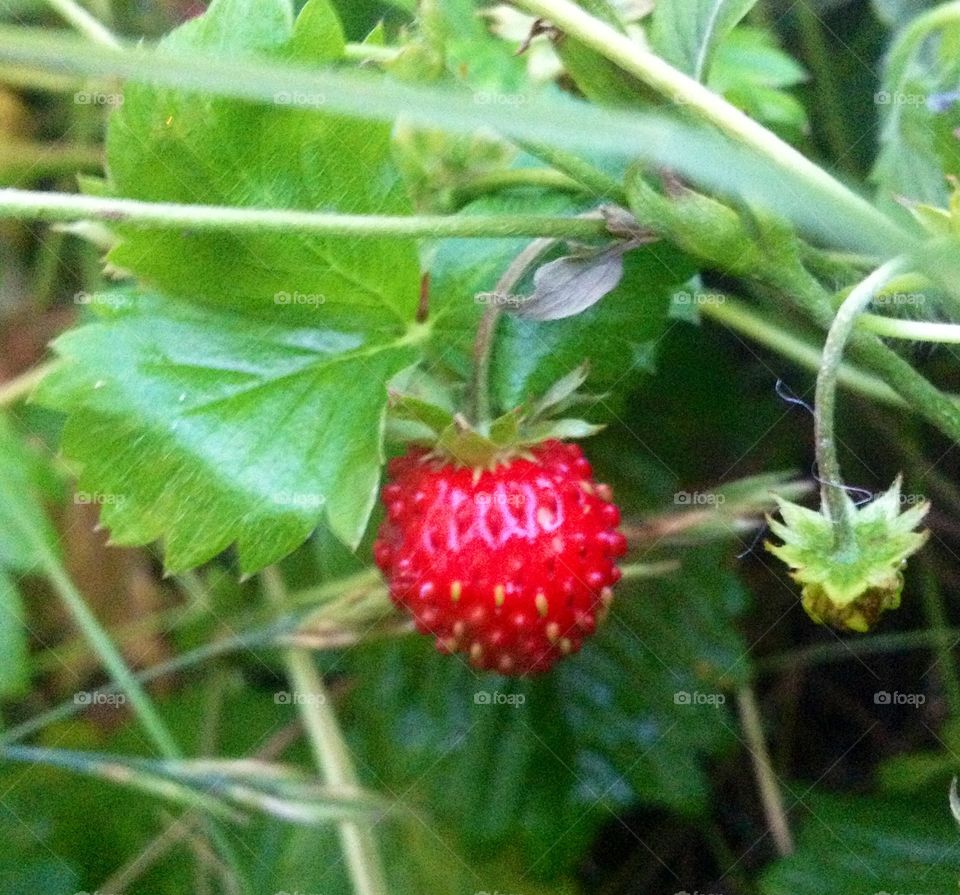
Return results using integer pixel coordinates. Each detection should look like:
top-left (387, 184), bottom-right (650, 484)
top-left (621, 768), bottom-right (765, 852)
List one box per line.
top-left (387, 363), bottom-right (603, 470)
top-left (765, 476), bottom-right (929, 632)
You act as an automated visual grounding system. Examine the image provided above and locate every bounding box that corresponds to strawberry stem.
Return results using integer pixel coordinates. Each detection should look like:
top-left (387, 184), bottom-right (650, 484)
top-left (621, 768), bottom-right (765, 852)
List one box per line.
top-left (469, 236), bottom-right (557, 427)
top-left (815, 257), bottom-right (907, 555)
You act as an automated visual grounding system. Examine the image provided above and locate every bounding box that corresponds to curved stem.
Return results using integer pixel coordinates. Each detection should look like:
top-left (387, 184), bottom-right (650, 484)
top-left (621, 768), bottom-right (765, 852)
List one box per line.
top-left (0, 188), bottom-right (609, 240)
top-left (471, 307), bottom-right (501, 426)
top-left (815, 258), bottom-right (907, 553)
top-left (513, 140), bottom-right (628, 204)
top-left (698, 298), bottom-right (901, 406)
top-left (510, 0), bottom-right (903, 248)
top-left (43, 0), bottom-right (120, 48)
top-left (262, 567), bottom-right (387, 895)
top-left (469, 236), bottom-right (558, 425)
top-left (451, 167), bottom-right (584, 206)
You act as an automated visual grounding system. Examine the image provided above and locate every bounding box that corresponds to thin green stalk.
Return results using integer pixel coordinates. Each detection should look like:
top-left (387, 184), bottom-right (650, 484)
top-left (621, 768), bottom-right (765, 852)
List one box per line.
top-left (736, 686), bottom-right (793, 856)
top-left (793, 1), bottom-right (855, 173)
top-left (0, 27), bottom-right (908, 256)
top-left (0, 188), bottom-right (609, 240)
top-left (41, 558), bottom-right (181, 758)
top-left (43, 0), bottom-right (120, 48)
top-left (342, 42), bottom-right (401, 64)
top-left (857, 314), bottom-right (960, 343)
top-left (514, 139), bottom-right (628, 204)
top-left (3, 568), bottom-right (384, 744)
top-left (469, 235), bottom-right (558, 424)
top-left (0, 480), bottom-right (180, 757)
top-left (510, 0), bottom-right (903, 248)
top-left (697, 298), bottom-right (901, 406)
top-left (764, 257), bottom-right (960, 446)
top-left (451, 167), bottom-right (584, 206)
top-left (0, 142), bottom-right (103, 185)
top-left (262, 567), bottom-right (387, 895)
top-left (0, 361), bottom-right (58, 407)
top-left (919, 557), bottom-right (960, 719)
top-left (814, 258), bottom-right (907, 554)
top-left (756, 626), bottom-right (960, 675)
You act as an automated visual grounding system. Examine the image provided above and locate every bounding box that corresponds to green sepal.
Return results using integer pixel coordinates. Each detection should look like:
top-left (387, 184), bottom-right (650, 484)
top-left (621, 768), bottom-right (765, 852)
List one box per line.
top-left (387, 365), bottom-right (604, 468)
top-left (765, 477), bottom-right (929, 632)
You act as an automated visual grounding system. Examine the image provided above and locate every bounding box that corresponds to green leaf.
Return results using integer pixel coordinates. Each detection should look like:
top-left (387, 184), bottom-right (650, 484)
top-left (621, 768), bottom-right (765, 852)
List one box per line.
top-left (708, 27), bottom-right (809, 139)
top-left (344, 546), bottom-right (750, 871)
top-left (872, 14), bottom-right (960, 213)
top-left (104, 0), bottom-right (421, 324)
top-left (552, 0), bottom-right (658, 107)
top-left (760, 786), bottom-right (960, 894)
top-left (650, 0), bottom-right (759, 82)
top-left (36, 291), bottom-right (422, 572)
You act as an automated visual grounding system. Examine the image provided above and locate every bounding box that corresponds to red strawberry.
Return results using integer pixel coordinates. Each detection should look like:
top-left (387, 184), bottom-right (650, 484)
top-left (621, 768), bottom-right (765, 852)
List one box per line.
top-left (373, 440), bottom-right (627, 675)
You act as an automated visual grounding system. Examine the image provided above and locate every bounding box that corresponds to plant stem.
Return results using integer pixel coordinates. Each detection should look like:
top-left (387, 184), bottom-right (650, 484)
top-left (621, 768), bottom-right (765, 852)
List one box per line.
top-left (514, 140), bottom-right (628, 204)
top-left (0, 188), bottom-right (609, 240)
top-left (262, 567), bottom-right (387, 895)
top-left (342, 42), bottom-right (401, 64)
top-left (756, 625), bottom-right (960, 675)
top-left (0, 142), bottom-right (103, 185)
top-left (469, 236), bottom-right (558, 424)
top-left (793, 1), bottom-right (855, 173)
top-left (736, 686), bottom-right (793, 856)
top-left (42, 558), bottom-right (181, 757)
top-left (919, 557), bottom-right (960, 719)
top-left (43, 0), bottom-right (120, 48)
top-left (857, 314), bottom-right (960, 343)
top-left (0, 361), bottom-right (58, 407)
top-left (510, 0), bottom-right (902, 247)
top-left (451, 167), bottom-right (584, 206)
top-left (814, 258), bottom-right (906, 553)
top-left (698, 298), bottom-right (901, 406)
top-left (1, 489), bottom-right (179, 757)
top-left (759, 248), bottom-right (960, 443)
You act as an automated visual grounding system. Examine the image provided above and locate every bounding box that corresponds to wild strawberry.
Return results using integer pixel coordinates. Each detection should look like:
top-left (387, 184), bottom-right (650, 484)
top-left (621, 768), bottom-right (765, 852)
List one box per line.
top-left (373, 440), bottom-right (627, 675)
